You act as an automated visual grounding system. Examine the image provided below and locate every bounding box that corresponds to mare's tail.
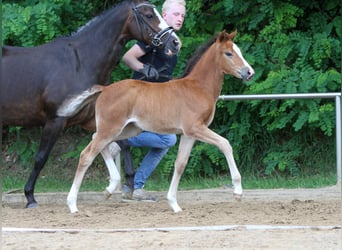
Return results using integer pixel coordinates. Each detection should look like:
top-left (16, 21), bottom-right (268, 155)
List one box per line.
top-left (57, 85), bottom-right (103, 117)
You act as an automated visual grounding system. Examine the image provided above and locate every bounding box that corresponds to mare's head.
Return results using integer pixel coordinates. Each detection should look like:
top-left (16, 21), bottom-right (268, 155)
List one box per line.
top-left (128, 0), bottom-right (180, 56)
top-left (216, 30), bottom-right (254, 81)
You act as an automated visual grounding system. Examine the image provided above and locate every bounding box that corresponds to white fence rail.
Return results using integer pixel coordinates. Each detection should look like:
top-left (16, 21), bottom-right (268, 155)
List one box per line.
top-left (219, 92), bottom-right (341, 184)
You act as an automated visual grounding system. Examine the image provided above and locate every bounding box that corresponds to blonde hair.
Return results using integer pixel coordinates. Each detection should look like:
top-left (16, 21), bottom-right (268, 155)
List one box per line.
top-left (162, 0), bottom-right (186, 13)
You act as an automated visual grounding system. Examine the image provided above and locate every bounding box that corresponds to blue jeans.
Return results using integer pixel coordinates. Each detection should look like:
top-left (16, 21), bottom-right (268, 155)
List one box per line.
top-left (127, 131), bottom-right (177, 190)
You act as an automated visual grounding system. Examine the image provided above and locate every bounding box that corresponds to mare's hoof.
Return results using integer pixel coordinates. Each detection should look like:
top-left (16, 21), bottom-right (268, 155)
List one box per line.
top-left (25, 202), bottom-right (38, 209)
top-left (103, 189), bottom-right (112, 200)
top-left (233, 193), bottom-right (242, 201)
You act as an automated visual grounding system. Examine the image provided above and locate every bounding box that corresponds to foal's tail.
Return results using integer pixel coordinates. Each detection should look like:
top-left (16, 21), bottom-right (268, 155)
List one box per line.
top-left (57, 85), bottom-right (103, 117)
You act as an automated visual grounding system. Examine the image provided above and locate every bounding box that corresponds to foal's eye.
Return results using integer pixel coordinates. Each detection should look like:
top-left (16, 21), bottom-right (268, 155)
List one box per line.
top-left (146, 14), bottom-right (154, 19)
top-left (225, 52), bottom-right (233, 57)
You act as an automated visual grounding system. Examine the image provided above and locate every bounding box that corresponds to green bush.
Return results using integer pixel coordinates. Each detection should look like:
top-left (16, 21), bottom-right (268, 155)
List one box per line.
top-left (2, 0), bottom-right (340, 182)
top-left (2, 0), bottom-right (94, 46)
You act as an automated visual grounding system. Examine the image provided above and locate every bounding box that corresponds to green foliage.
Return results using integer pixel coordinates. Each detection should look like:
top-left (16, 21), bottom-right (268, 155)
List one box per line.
top-left (6, 127), bottom-right (39, 167)
top-left (263, 144), bottom-right (301, 176)
top-left (202, 0), bottom-right (340, 177)
top-left (61, 136), bottom-right (92, 160)
top-left (2, 0), bottom-right (94, 46)
top-left (2, 0), bottom-right (340, 181)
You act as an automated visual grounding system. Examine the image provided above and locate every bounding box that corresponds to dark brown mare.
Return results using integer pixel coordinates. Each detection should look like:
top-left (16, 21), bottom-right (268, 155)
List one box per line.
top-left (1, 0), bottom-right (180, 208)
top-left (58, 30), bottom-right (255, 213)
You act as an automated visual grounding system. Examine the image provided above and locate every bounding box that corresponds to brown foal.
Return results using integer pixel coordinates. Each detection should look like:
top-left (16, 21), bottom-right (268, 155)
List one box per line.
top-left (58, 30), bottom-right (254, 213)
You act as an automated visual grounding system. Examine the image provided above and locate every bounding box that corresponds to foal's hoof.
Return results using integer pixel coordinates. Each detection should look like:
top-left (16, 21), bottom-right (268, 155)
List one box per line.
top-left (25, 202), bottom-right (38, 209)
top-left (233, 193), bottom-right (242, 201)
top-left (69, 208), bottom-right (79, 214)
top-left (103, 189), bottom-right (112, 200)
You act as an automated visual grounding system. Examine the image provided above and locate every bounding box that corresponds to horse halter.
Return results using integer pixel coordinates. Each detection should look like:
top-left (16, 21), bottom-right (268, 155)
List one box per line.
top-left (132, 2), bottom-right (175, 48)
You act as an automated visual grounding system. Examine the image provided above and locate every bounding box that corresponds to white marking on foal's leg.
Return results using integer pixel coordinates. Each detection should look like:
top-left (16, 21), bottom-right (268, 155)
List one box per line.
top-left (67, 135), bottom-right (104, 213)
top-left (67, 183), bottom-right (80, 213)
top-left (167, 165), bottom-right (183, 213)
top-left (167, 191), bottom-right (183, 213)
top-left (67, 154), bottom-right (92, 213)
top-left (214, 135), bottom-right (243, 200)
top-left (108, 141), bottom-right (121, 157)
top-left (168, 198), bottom-right (182, 213)
top-left (101, 142), bottom-right (121, 199)
top-left (226, 150), bottom-right (243, 200)
top-left (167, 136), bottom-right (195, 213)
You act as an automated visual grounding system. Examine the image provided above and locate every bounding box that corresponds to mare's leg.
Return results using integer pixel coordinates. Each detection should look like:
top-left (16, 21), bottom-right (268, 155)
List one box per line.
top-left (117, 139), bottom-right (135, 191)
top-left (167, 135), bottom-right (195, 213)
top-left (101, 142), bottom-right (121, 199)
top-left (67, 133), bottom-right (109, 213)
top-left (24, 117), bottom-right (66, 208)
top-left (192, 126), bottom-right (242, 198)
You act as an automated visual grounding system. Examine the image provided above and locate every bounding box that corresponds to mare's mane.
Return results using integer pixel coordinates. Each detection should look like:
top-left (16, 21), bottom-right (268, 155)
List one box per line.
top-left (72, 0), bottom-right (131, 36)
top-left (179, 34), bottom-right (218, 78)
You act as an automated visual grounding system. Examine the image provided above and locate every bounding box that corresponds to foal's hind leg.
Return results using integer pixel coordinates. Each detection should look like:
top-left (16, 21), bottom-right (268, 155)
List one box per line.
top-left (101, 142), bottom-right (121, 199)
top-left (167, 135), bottom-right (195, 213)
top-left (67, 134), bottom-right (110, 213)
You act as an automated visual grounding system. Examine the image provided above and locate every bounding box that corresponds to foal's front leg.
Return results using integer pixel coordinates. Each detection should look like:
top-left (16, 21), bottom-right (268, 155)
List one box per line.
top-left (193, 127), bottom-right (243, 199)
top-left (167, 135), bottom-right (195, 213)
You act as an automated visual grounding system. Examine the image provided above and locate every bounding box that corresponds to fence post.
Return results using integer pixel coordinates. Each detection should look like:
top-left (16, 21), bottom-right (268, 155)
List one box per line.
top-left (336, 95), bottom-right (341, 185)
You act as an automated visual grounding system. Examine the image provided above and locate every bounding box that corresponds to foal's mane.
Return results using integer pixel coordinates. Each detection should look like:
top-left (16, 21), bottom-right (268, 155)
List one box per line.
top-left (179, 34), bottom-right (218, 78)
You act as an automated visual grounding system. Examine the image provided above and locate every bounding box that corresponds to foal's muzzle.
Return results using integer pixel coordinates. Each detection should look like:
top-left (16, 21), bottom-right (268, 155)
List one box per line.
top-left (239, 66), bottom-right (255, 81)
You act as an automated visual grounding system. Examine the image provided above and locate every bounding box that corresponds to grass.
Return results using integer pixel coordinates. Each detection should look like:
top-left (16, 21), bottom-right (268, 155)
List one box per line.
top-left (3, 171), bottom-right (337, 194)
top-left (145, 171), bottom-right (338, 191)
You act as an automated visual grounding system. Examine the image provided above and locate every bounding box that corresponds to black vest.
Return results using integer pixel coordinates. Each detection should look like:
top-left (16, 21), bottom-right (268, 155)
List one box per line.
top-left (132, 41), bottom-right (178, 82)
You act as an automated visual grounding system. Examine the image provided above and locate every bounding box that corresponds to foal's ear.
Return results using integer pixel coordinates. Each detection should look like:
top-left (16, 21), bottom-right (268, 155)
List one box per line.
top-left (228, 30), bottom-right (237, 40)
top-left (217, 30), bottom-right (229, 43)
top-left (217, 30), bottom-right (237, 43)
